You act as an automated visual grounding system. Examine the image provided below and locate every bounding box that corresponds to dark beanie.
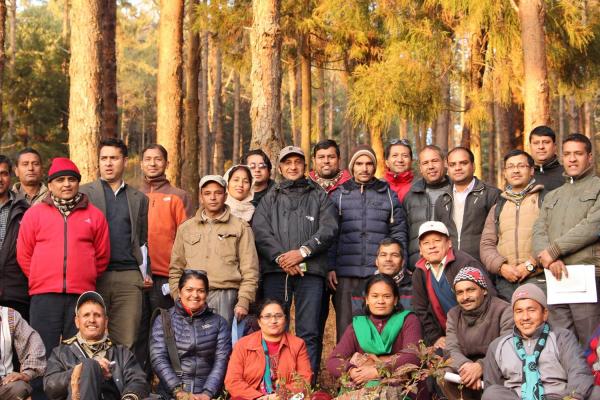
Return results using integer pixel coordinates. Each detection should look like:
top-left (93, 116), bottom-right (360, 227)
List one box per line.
top-left (348, 145), bottom-right (377, 176)
top-left (48, 157), bottom-right (81, 182)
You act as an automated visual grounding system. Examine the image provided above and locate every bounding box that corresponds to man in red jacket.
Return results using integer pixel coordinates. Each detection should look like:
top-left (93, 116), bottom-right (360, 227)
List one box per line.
top-left (17, 158), bottom-right (110, 356)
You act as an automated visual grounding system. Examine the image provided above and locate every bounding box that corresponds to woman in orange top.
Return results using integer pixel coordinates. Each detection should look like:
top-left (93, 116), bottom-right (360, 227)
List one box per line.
top-left (225, 299), bottom-right (313, 400)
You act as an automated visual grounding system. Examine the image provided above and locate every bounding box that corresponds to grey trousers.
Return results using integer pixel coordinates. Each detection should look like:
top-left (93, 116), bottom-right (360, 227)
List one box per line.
top-left (482, 385), bottom-right (600, 400)
top-left (548, 276), bottom-right (600, 344)
top-left (0, 380), bottom-right (32, 400)
top-left (333, 277), bottom-right (366, 342)
top-left (207, 288), bottom-right (238, 326)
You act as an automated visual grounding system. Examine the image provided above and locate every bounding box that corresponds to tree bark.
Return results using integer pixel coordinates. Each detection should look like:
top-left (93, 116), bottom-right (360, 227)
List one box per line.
top-left (157, 0), bottom-right (184, 185)
top-left (287, 51), bottom-right (300, 146)
top-left (7, 0), bottom-right (15, 140)
top-left (199, 29), bottom-right (209, 176)
top-left (315, 63), bottom-right (325, 142)
top-left (339, 68), bottom-right (351, 167)
top-left (182, 0), bottom-right (200, 206)
top-left (519, 0), bottom-right (551, 151)
top-left (568, 96), bottom-right (579, 134)
top-left (208, 39), bottom-right (224, 174)
top-left (558, 95), bottom-right (565, 145)
top-left (300, 32), bottom-right (311, 168)
top-left (233, 71), bottom-right (241, 163)
top-left (434, 75), bottom-right (450, 153)
top-left (101, 0), bottom-right (118, 138)
top-left (250, 0), bottom-right (283, 163)
top-left (68, 0), bottom-right (102, 183)
top-left (328, 71), bottom-right (334, 138)
top-left (370, 124), bottom-right (385, 178)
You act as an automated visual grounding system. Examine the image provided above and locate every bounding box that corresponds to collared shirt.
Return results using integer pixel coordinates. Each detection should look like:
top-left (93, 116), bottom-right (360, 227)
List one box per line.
top-left (425, 256), bottom-right (447, 282)
top-left (453, 178), bottom-right (476, 237)
top-left (100, 179), bottom-right (126, 196)
top-left (12, 182), bottom-right (48, 205)
top-left (0, 192), bottom-right (14, 249)
top-left (201, 209), bottom-right (227, 222)
top-left (452, 178), bottom-right (476, 204)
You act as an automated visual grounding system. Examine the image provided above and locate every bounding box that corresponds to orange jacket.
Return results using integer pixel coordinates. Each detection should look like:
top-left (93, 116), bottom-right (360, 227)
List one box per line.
top-left (225, 331), bottom-right (313, 400)
top-left (141, 176), bottom-right (193, 277)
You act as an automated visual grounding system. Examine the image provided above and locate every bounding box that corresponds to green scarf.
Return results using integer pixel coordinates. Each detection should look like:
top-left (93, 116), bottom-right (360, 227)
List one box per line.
top-left (352, 310), bottom-right (411, 355)
top-left (513, 323), bottom-right (549, 400)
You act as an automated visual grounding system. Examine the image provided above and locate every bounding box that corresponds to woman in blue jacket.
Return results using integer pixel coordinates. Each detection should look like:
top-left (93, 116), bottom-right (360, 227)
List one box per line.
top-left (150, 270), bottom-right (232, 400)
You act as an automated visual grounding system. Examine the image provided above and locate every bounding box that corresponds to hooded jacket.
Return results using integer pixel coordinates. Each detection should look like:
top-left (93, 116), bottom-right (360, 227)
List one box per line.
top-left (0, 196), bottom-right (29, 304)
top-left (329, 178), bottom-right (408, 278)
top-left (252, 178), bottom-right (338, 278)
top-left (17, 194), bottom-right (110, 296)
top-left (384, 169), bottom-right (414, 202)
top-left (532, 168), bottom-right (600, 274)
top-left (403, 177), bottom-right (451, 269)
top-left (534, 155), bottom-right (565, 192)
top-left (150, 302), bottom-right (231, 397)
top-left (434, 177), bottom-right (500, 262)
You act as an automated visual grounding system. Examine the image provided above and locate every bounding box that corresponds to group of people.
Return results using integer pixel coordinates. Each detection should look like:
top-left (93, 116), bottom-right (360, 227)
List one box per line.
top-left (0, 126), bottom-right (599, 400)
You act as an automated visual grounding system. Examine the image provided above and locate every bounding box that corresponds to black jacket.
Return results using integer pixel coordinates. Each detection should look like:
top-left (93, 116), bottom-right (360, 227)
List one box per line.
top-left (403, 177), bottom-right (450, 269)
top-left (252, 178), bottom-right (338, 278)
top-left (534, 156), bottom-right (565, 192)
top-left (434, 178), bottom-right (500, 262)
top-left (150, 302), bottom-right (231, 397)
top-left (44, 337), bottom-right (150, 400)
top-left (0, 196), bottom-right (29, 304)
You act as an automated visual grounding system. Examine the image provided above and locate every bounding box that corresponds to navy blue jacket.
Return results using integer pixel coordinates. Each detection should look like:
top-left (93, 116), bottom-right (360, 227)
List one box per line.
top-left (329, 179), bottom-right (408, 278)
top-left (150, 301), bottom-right (232, 397)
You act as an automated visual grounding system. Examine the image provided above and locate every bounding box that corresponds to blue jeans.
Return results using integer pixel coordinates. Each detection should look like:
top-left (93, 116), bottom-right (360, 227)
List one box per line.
top-left (262, 273), bottom-right (324, 375)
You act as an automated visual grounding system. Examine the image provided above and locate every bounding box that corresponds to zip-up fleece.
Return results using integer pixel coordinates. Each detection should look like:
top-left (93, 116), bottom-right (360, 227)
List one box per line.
top-left (16, 193), bottom-right (110, 295)
top-left (434, 177), bottom-right (500, 262)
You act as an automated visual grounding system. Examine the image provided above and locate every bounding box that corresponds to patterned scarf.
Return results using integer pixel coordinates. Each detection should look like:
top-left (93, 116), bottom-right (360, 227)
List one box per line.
top-left (51, 192), bottom-right (83, 217)
top-left (513, 322), bottom-right (550, 400)
top-left (76, 332), bottom-right (111, 359)
top-left (312, 169), bottom-right (345, 192)
top-left (504, 179), bottom-right (537, 206)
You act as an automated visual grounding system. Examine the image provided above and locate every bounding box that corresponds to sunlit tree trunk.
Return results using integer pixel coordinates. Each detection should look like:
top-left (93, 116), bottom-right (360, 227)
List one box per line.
top-left (208, 39), bottom-right (224, 174)
top-left (182, 0), bottom-right (200, 206)
top-left (339, 68), bottom-right (351, 167)
top-left (434, 75), bottom-right (450, 153)
top-left (250, 0), bottom-right (283, 162)
top-left (328, 72), bottom-right (334, 138)
top-left (233, 71), bottom-right (241, 163)
top-left (300, 32), bottom-right (311, 168)
top-left (101, 0), bottom-right (117, 138)
top-left (157, 0), bottom-right (183, 185)
top-left (199, 29), bottom-right (209, 176)
top-left (568, 96), bottom-right (579, 133)
top-left (519, 0), bottom-right (551, 152)
top-left (558, 95), bottom-right (565, 144)
top-left (315, 63), bottom-right (325, 141)
top-left (7, 0), bottom-right (15, 140)
top-left (68, 0), bottom-right (102, 182)
top-left (287, 50), bottom-right (300, 146)
top-left (370, 124), bottom-right (385, 178)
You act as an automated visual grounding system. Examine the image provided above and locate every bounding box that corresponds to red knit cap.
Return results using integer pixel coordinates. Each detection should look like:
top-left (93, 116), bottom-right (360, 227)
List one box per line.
top-left (48, 157), bottom-right (81, 182)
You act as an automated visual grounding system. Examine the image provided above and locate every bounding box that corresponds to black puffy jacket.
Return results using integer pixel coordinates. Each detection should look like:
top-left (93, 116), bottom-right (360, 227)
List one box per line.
top-left (44, 338), bottom-right (150, 400)
top-left (150, 301), bottom-right (231, 397)
top-left (329, 179), bottom-right (408, 278)
top-left (252, 178), bottom-right (338, 278)
top-left (403, 177), bottom-right (450, 269)
top-left (0, 196), bottom-right (29, 305)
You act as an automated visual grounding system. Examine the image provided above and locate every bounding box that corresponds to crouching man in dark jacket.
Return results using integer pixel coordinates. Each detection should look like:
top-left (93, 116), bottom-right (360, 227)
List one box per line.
top-left (44, 291), bottom-right (150, 400)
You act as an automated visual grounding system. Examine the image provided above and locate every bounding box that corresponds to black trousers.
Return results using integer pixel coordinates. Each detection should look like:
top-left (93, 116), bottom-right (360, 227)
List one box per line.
top-left (0, 299), bottom-right (29, 322)
top-left (30, 293), bottom-right (78, 357)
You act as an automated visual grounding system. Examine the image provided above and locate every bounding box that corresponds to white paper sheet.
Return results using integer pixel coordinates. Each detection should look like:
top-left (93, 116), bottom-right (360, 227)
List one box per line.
top-left (544, 264), bottom-right (597, 304)
top-left (138, 244), bottom-right (148, 280)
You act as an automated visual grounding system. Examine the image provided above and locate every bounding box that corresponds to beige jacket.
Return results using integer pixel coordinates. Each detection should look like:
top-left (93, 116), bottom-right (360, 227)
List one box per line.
top-left (480, 186), bottom-right (543, 274)
top-left (169, 205), bottom-right (259, 310)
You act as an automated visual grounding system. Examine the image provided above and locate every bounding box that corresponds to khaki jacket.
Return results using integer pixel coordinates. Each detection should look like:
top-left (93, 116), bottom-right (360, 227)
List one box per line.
top-left (532, 169), bottom-right (600, 274)
top-left (169, 206), bottom-right (259, 310)
top-left (480, 185), bottom-right (543, 274)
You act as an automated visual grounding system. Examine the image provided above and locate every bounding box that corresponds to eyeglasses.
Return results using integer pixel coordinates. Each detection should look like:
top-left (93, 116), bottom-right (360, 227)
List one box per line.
top-left (248, 163), bottom-right (268, 170)
top-left (259, 313), bottom-right (285, 321)
top-left (389, 138), bottom-right (411, 146)
top-left (504, 164), bottom-right (530, 171)
top-left (183, 269), bottom-right (207, 276)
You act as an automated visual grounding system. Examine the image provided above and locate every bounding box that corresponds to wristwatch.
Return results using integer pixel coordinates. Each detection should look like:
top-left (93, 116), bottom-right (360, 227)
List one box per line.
top-left (525, 260), bottom-right (536, 273)
top-left (299, 246), bottom-right (311, 258)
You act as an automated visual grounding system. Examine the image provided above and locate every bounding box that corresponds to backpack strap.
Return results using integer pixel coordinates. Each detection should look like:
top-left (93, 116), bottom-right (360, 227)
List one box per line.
top-left (156, 308), bottom-right (183, 376)
top-left (494, 197), bottom-right (507, 232)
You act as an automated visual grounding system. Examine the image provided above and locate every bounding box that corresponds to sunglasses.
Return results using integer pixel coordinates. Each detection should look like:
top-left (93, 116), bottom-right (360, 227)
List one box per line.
top-left (389, 138), bottom-right (411, 146)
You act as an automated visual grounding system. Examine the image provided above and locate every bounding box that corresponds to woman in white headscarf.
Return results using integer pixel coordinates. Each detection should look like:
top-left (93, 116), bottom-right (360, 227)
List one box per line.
top-left (224, 164), bottom-right (255, 222)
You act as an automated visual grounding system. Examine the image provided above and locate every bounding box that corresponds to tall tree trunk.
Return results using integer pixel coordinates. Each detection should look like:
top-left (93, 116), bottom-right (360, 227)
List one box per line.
top-left (68, 0), bottom-right (102, 183)
top-left (434, 73), bottom-right (450, 153)
top-left (101, 0), bottom-right (118, 138)
top-left (182, 0), bottom-right (200, 206)
top-left (287, 51), bottom-right (300, 145)
top-left (328, 71), bottom-right (334, 138)
top-left (568, 96), bottom-right (579, 133)
top-left (339, 68), bottom-right (351, 167)
top-left (494, 101), bottom-right (511, 185)
top-left (370, 124), bottom-right (385, 178)
top-left (233, 71), bottom-right (241, 163)
top-left (519, 0), bottom-right (551, 151)
top-left (7, 0), bottom-right (15, 140)
top-left (558, 95), bottom-right (565, 145)
top-left (583, 101), bottom-right (592, 138)
top-left (465, 31), bottom-right (487, 176)
top-left (250, 0), bottom-right (283, 163)
top-left (157, 0), bottom-right (184, 185)
top-left (398, 119), bottom-right (408, 139)
top-left (300, 32), bottom-right (311, 168)
top-left (208, 40), bottom-right (224, 174)
top-left (315, 63), bottom-right (325, 141)
top-left (487, 103), bottom-right (496, 186)
top-left (199, 30), bottom-right (209, 176)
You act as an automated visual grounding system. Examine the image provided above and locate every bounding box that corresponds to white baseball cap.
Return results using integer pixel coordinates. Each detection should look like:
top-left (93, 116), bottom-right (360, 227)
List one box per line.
top-left (418, 221), bottom-right (449, 239)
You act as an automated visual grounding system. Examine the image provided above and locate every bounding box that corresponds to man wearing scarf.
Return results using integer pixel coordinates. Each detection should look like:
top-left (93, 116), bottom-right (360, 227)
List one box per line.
top-left (17, 158), bottom-right (110, 358)
top-left (140, 144), bottom-right (194, 312)
top-left (480, 150), bottom-right (546, 301)
top-left (442, 267), bottom-right (513, 400)
top-left (483, 284), bottom-right (599, 400)
top-left (308, 139), bottom-right (351, 195)
top-left (45, 291), bottom-right (149, 400)
top-left (533, 133), bottom-right (600, 345)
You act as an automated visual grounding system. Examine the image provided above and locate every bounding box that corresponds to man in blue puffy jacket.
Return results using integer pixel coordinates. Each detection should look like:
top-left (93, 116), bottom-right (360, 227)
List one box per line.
top-left (328, 145), bottom-right (408, 341)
